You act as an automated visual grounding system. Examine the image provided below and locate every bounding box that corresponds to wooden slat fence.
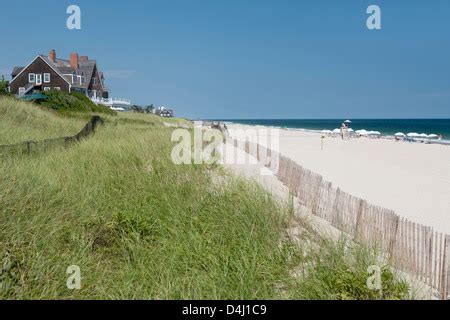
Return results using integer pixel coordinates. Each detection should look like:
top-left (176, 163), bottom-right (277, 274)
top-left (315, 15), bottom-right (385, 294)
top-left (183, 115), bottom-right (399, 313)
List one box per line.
top-left (0, 116), bottom-right (104, 158)
top-left (223, 129), bottom-right (450, 300)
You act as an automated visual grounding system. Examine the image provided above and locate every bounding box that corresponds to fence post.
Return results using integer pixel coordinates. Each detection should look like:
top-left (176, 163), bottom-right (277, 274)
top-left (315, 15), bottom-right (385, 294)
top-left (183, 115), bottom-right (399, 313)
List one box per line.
top-left (388, 214), bottom-right (400, 263)
top-left (26, 141), bottom-right (32, 155)
top-left (442, 235), bottom-right (450, 300)
top-left (354, 199), bottom-right (366, 242)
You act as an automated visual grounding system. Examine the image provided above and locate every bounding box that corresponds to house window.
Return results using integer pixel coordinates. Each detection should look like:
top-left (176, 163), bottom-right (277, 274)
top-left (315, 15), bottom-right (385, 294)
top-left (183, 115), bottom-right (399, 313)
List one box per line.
top-left (54, 87), bottom-right (61, 91)
top-left (28, 73), bottom-right (35, 83)
top-left (19, 87), bottom-right (25, 95)
top-left (44, 87), bottom-right (51, 91)
top-left (44, 73), bottom-right (51, 83)
top-left (93, 78), bottom-right (97, 85)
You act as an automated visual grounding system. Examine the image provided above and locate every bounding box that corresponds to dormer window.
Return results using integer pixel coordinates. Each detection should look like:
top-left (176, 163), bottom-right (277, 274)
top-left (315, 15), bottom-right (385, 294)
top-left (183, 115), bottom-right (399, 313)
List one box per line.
top-left (28, 73), bottom-right (35, 83)
top-left (93, 78), bottom-right (97, 85)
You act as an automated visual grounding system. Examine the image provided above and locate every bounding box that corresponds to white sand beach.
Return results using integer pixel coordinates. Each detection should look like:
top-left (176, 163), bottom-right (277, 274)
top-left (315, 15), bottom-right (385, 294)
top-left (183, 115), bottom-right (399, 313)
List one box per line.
top-left (225, 124), bottom-right (450, 234)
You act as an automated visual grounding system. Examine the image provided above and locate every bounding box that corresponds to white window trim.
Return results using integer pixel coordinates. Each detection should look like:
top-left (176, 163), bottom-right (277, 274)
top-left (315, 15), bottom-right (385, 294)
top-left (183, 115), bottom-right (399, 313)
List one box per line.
top-left (54, 87), bottom-right (61, 91)
top-left (28, 73), bottom-right (35, 83)
top-left (19, 87), bottom-right (26, 95)
top-left (35, 74), bottom-right (42, 85)
top-left (44, 87), bottom-right (51, 91)
top-left (44, 73), bottom-right (51, 83)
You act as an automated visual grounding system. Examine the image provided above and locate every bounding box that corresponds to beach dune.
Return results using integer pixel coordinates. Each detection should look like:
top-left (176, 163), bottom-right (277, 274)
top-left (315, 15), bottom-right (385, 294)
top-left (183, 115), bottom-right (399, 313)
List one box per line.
top-left (227, 124), bottom-right (450, 234)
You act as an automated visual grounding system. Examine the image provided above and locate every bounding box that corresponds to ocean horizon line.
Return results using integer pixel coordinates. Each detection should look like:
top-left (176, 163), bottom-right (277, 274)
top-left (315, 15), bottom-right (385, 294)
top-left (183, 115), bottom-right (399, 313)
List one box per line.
top-left (206, 118), bottom-right (450, 139)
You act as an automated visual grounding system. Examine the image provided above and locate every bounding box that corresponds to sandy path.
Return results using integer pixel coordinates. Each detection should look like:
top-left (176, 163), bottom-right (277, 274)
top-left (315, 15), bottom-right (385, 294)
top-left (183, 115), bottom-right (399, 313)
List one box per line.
top-left (225, 124), bottom-right (450, 234)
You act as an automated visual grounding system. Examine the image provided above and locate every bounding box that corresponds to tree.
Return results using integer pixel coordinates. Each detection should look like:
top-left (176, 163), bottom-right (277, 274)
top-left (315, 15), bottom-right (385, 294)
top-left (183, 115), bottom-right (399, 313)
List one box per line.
top-left (144, 104), bottom-right (154, 114)
top-left (130, 105), bottom-right (144, 113)
top-left (0, 75), bottom-right (10, 96)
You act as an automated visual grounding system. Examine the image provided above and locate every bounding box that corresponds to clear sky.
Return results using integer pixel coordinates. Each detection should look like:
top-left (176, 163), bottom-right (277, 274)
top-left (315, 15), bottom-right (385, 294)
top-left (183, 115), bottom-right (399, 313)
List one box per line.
top-left (0, 0), bottom-right (449, 119)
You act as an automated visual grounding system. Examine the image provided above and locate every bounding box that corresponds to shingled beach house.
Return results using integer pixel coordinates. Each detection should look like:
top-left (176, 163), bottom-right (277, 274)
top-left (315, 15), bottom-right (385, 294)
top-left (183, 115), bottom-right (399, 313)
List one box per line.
top-left (9, 49), bottom-right (130, 109)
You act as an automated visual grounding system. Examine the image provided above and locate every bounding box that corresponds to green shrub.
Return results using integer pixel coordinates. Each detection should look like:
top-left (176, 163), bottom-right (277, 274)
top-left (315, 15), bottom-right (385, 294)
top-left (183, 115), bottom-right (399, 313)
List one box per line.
top-left (40, 90), bottom-right (117, 115)
top-left (40, 90), bottom-right (86, 112)
top-left (70, 92), bottom-right (117, 115)
top-left (0, 77), bottom-right (10, 96)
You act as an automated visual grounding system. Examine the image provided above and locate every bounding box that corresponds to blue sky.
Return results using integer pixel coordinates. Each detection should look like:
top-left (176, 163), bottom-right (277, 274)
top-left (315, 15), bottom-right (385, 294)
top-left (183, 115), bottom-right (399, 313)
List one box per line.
top-left (0, 0), bottom-right (449, 119)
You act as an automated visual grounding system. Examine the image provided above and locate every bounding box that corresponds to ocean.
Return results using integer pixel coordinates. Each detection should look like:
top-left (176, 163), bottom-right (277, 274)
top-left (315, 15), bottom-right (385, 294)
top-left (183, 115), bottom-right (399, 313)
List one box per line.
top-left (218, 119), bottom-right (450, 139)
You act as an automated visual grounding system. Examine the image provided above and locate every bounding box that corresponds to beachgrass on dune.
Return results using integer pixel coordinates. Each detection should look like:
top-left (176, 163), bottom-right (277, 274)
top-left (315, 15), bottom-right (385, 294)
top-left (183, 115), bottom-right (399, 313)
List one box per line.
top-left (0, 97), bottom-right (410, 299)
top-left (0, 97), bottom-right (88, 145)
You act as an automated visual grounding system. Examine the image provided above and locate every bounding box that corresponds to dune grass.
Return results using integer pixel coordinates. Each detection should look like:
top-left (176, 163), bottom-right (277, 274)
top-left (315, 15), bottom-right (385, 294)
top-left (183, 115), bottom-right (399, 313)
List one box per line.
top-left (0, 97), bottom-right (410, 299)
top-left (0, 97), bottom-right (87, 145)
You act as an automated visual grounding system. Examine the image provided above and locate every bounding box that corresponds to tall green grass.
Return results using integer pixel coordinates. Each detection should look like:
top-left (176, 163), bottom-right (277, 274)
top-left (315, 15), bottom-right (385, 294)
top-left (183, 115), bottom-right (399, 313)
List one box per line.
top-left (0, 97), bottom-right (87, 144)
top-left (0, 98), bottom-right (410, 299)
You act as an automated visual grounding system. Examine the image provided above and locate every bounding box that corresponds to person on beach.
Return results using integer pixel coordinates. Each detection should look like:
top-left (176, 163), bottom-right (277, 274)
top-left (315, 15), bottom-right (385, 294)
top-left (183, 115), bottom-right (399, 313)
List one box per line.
top-left (340, 122), bottom-right (348, 140)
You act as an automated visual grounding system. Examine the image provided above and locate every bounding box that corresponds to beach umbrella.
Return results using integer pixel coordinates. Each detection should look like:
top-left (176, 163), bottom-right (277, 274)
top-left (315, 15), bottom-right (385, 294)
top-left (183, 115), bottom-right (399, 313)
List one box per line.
top-left (368, 131), bottom-right (381, 136)
top-left (332, 128), bottom-right (341, 134)
top-left (344, 120), bottom-right (352, 123)
top-left (347, 128), bottom-right (354, 132)
top-left (394, 132), bottom-right (405, 137)
top-left (355, 129), bottom-right (368, 135)
top-left (407, 133), bottom-right (420, 137)
top-left (427, 134), bottom-right (438, 139)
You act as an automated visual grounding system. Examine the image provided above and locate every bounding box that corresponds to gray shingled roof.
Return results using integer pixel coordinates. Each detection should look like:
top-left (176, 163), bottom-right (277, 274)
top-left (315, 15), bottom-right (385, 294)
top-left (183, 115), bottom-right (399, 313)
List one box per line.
top-left (12, 67), bottom-right (24, 77)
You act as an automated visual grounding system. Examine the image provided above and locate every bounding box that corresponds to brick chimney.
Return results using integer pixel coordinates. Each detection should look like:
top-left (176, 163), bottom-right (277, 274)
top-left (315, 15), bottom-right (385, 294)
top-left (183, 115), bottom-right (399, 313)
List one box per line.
top-left (49, 49), bottom-right (56, 62)
top-left (70, 52), bottom-right (79, 69)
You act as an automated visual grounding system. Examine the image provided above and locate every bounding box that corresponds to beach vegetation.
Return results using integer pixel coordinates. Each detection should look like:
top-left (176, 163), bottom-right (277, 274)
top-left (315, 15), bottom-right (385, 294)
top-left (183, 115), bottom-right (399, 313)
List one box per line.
top-left (0, 76), bottom-right (10, 96)
top-left (33, 89), bottom-right (117, 115)
top-left (0, 96), bottom-right (410, 299)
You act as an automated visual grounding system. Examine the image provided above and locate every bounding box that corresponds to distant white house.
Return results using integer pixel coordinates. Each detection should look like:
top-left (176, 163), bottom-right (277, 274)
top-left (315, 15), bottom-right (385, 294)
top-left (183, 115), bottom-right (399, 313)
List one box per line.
top-left (90, 97), bottom-right (131, 110)
top-left (154, 106), bottom-right (174, 117)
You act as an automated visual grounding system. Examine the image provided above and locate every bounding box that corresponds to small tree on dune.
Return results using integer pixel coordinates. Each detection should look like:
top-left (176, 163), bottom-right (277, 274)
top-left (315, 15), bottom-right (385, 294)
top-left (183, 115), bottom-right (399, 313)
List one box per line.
top-left (0, 75), bottom-right (10, 96)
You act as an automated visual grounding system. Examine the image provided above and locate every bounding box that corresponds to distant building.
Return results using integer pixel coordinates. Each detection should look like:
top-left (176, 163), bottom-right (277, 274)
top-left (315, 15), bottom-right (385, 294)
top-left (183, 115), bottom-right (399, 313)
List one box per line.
top-left (10, 49), bottom-right (108, 99)
top-left (155, 106), bottom-right (174, 117)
